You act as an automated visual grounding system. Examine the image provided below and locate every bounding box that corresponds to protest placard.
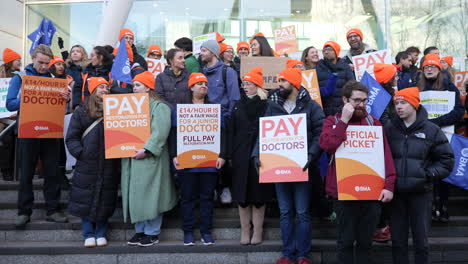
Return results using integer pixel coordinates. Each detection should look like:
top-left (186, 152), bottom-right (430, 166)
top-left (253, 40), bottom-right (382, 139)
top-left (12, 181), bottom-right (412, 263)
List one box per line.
top-left (259, 114), bottom-right (308, 183)
top-left (454, 71), bottom-right (468, 118)
top-left (273, 25), bottom-right (298, 55)
top-left (360, 71), bottom-right (392, 119)
top-left (18, 76), bottom-right (67, 138)
top-left (103, 93), bottom-right (150, 158)
top-left (193, 32), bottom-right (217, 54)
top-left (301, 70), bottom-right (322, 107)
top-left (146, 58), bottom-right (167, 78)
top-left (240, 57), bottom-right (288, 89)
top-left (0, 78), bottom-right (16, 119)
top-left (420, 90), bottom-right (455, 141)
top-left (176, 104), bottom-right (221, 168)
top-left (335, 125), bottom-right (385, 200)
top-left (352, 49), bottom-right (392, 81)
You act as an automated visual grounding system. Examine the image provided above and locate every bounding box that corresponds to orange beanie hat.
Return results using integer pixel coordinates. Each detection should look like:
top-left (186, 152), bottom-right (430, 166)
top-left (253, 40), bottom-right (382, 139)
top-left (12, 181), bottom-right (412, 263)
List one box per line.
top-left (119, 28), bottom-right (134, 41)
top-left (323, 41), bottom-right (341, 57)
top-left (215, 32), bottom-right (225, 43)
top-left (250, 32), bottom-right (265, 44)
top-left (278, 68), bottom-right (302, 90)
top-left (88, 77), bottom-right (109, 94)
top-left (243, 67), bottom-right (263, 88)
top-left (113, 42), bottom-right (134, 63)
top-left (133, 71), bottom-right (155, 90)
top-left (373, 63), bottom-right (397, 84)
top-left (287, 59), bottom-right (303, 69)
top-left (394, 87), bottom-right (420, 109)
top-left (423, 54), bottom-right (442, 70)
top-left (188, 73), bottom-right (208, 88)
top-left (48, 56), bottom-right (65, 68)
top-left (3, 48), bottom-right (21, 64)
top-left (219, 43), bottom-right (233, 55)
top-left (346, 28), bottom-right (364, 40)
top-left (237, 41), bottom-right (250, 52)
top-left (147, 45), bottom-right (162, 56)
top-left (441, 56), bottom-right (453, 67)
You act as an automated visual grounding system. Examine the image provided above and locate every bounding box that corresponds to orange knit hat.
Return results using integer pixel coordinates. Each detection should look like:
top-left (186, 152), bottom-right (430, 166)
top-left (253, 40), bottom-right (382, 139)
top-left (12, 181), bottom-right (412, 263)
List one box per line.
top-left (346, 28), bottom-right (364, 40)
top-left (373, 63), bottom-right (397, 84)
top-left (215, 32), bottom-right (225, 43)
top-left (48, 56), bottom-right (65, 68)
top-left (119, 28), bottom-right (134, 41)
top-left (147, 45), bottom-right (162, 56)
top-left (113, 42), bottom-right (134, 62)
top-left (3, 48), bottom-right (21, 64)
top-left (278, 68), bottom-right (302, 90)
top-left (133, 71), bottom-right (155, 90)
top-left (286, 59), bottom-right (303, 69)
top-left (188, 73), bottom-right (208, 88)
top-left (394, 87), bottom-right (420, 109)
top-left (441, 56), bottom-right (453, 67)
top-left (88, 77), bottom-right (109, 94)
top-left (219, 43), bottom-right (233, 55)
top-left (243, 67), bottom-right (263, 88)
top-left (250, 32), bottom-right (265, 44)
top-left (323, 41), bottom-right (341, 57)
top-left (237, 41), bottom-right (250, 52)
top-left (423, 54), bottom-right (442, 70)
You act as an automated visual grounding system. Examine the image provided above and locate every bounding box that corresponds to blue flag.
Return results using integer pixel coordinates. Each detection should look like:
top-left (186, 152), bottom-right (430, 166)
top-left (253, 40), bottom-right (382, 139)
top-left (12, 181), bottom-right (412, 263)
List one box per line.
top-left (360, 71), bottom-right (392, 120)
top-left (111, 38), bottom-right (133, 84)
top-left (27, 18), bottom-right (56, 55)
top-left (444, 134), bottom-right (468, 189)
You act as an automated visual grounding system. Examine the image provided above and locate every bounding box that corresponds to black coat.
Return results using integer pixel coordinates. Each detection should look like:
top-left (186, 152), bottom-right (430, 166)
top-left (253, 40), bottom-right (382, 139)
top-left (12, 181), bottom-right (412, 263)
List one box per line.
top-left (384, 107), bottom-right (454, 193)
top-left (65, 104), bottom-right (120, 222)
top-left (228, 95), bottom-right (274, 204)
top-left (132, 45), bottom-right (148, 71)
top-left (72, 63), bottom-right (112, 108)
top-left (316, 58), bottom-right (355, 116)
top-left (155, 66), bottom-right (191, 105)
top-left (66, 62), bottom-right (83, 86)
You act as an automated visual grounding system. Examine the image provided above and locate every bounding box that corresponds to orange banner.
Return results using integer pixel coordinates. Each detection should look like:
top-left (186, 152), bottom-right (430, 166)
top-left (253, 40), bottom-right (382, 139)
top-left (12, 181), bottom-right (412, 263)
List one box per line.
top-left (454, 71), bottom-right (468, 118)
top-left (301, 70), bottom-right (322, 108)
top-left (103, 93), bottom-right (150, 159)
top-left (273, 25), bottom-right (298, 55)
top-left (18, 76), bottom-right (67, 138)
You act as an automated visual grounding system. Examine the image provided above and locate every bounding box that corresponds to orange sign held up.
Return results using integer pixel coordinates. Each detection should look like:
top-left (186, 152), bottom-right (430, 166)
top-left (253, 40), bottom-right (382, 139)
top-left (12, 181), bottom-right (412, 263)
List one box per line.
top-left (454, 71), bottom-right (468, 118)
top-left (273, 25), bottom-right (298, 55)
top-left (18, 76), bottom-right (67, 138)
top-left (103, 93), bottom-right (150, 159)
top-left (301, 70), bottom-right (322, 108)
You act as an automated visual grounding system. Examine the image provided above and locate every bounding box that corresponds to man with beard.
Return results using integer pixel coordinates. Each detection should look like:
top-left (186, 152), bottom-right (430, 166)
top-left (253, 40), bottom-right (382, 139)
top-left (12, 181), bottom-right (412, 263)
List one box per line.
top-left (319, 81), bottom-right (396, 264)
top-left (394, 51), bottom-right (415, 89)
top-left (344, 28), bottom-right (376, 71)
top-left (254, 68), bottom-right (324, 264)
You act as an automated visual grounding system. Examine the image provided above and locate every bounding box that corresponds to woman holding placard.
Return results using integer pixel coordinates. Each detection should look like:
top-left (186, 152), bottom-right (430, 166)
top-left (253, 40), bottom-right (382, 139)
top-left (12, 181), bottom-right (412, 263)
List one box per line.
top-left (121, 71), bottom-right (177, 247)
top-left (66, 77), bottom-right (120, 248)
top-left (228, 67), bottom-right (274, 245)
top-left (170, 72), bottom-right (226, 246)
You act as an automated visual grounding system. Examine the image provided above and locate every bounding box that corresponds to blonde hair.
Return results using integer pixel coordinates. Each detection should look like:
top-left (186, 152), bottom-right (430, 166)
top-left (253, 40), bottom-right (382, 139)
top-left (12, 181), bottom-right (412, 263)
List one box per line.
top-left (87, 90), bottom-right (103, 119)
top-left (257, 87), bottom-right (268, 100)
top-left (66, 44), bottom-right (89, 68)
top-left (32, 44), bottom-right (53, 59)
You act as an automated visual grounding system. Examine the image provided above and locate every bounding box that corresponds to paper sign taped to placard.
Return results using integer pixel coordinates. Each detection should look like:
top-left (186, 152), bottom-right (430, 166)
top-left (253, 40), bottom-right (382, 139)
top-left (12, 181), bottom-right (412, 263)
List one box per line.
top-left (454, 71), bottom-right (468, 118)
top-left (0, 78), bottom-right (16, 119)
top-left (146, 58), bottom-right (167, 78)
top-left (193, 32), bottom-right (217, 54)
top-left (240, 57), bottom-right (288, 89)
top-left (273, 25), bottom-right (298, 55)
top-left (420, 90), bottom-right (455, 141)
top-left (352, 49), bottom-right (392, 81)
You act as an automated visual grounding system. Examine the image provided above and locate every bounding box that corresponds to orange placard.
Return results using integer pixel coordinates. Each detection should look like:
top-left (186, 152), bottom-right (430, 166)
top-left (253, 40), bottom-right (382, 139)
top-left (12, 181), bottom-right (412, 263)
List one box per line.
top-left (18, 76), bottom-right (67, 138)
top-left (454, 71), bottom-right (468, 118)
top-left (273, 25), bottom-right (298, 55)
top-left (301, 70), bottom-right (322, 108)
top-left (103, 93), bottom-right (150, 159)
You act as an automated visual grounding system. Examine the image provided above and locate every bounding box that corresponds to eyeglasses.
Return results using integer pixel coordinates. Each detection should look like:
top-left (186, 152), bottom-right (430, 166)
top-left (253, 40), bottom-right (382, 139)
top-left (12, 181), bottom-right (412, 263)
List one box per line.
top-left (349, 98), bottom-right (368, 105)
top-left (424, 65), bottom-right (438, 70)
top-left (323, 47), bottom-right (334, 52)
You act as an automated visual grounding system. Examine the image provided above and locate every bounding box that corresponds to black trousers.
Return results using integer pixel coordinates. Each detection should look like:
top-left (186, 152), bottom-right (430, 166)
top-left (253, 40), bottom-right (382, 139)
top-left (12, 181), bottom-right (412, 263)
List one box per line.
top-left (390, 192), bottom-right (432, 264)
top-left (334, 200), bottom-right (381, 264)
top-left (18, 138), bottom-right (62, 216)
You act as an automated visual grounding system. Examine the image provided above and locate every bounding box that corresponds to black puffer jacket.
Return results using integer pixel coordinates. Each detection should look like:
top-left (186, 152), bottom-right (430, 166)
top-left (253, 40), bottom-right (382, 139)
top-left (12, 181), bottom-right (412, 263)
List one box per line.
top-left (65, 104), bottom-right (120, 222)
top-left (384, 106), bottom-right (454, 193)
top-left (132, 45), bottom-right (148, 71)
top-left (155, 66), bottom-right (191, 105)
top-left (72, 63), bottom-right (112, 108)
top-left (316, 58), bottom-right (355, 116)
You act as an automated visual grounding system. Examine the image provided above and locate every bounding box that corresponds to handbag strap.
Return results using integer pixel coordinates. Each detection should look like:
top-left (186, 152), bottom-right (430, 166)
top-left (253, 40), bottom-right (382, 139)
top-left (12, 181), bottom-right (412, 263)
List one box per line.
top-left (81, 117), bottom-right (103, 140)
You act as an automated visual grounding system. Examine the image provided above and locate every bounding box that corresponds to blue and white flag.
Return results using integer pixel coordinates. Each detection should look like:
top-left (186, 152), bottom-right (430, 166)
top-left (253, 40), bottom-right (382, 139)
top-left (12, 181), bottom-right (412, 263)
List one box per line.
top-left (27, 18), bottom-right (56, 55)
top-left (360, 71), bottom-right (392, 120)
top-left (444, 134), bottom-right (468, 189)
top-left (111, 38), bottom-right (132, 84)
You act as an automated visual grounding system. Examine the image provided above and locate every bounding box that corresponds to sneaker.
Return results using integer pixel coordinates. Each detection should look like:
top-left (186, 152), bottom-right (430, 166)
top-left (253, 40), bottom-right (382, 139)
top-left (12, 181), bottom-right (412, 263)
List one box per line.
top-left (46, 211), bottom-right (68, 223)
top-left (128, 232), bottom-right (145, 246)
top-left (137, 235), bottom-right (159, 247)
top-left (15, 215), bottom-right (30, 228)
top-left (96, 237), bottom-right (107, 247)
top-left (298, 257), bottom-right (311, 264)
top-left (220, 187), bottom-right (232, 204)
top-left (440, 205), bottom-right (449, 222)
top-left (373, 225), bottom-right (391, 243)
top-left (184, 232), bottom-right (195, 246)
top-left (201, 233), bottom-right (215, 245)
top-left (275, 256), bottom-right (296, 264)
top-left (84, 237), bottom-right (96, 248)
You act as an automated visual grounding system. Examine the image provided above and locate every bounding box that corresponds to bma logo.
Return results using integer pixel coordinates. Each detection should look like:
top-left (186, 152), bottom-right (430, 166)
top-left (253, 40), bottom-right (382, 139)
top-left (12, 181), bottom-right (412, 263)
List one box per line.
top-left (455, 148), bottom-right (468, 176)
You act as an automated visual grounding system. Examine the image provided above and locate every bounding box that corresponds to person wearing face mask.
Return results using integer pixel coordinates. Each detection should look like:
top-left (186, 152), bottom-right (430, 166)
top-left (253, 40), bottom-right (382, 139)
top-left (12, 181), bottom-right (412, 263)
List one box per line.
top-left (394, 51), bottom-right (414, 89)
top-left (301, 46), bottom-right (320, 70)
top-left (66, 77), bottom-right (119, 248)
top-left (417, 54), bottom-right (464, 223)
top-left (319, 80), bottom-right (396, 264)
top-left (252, 68), bottom-right (324, 264)
top-left (344, 28), bottom-right (376, 71)
top-left (0, 48), bottom-right (22, 78)
top-left (155, 48), bottom-right (190, 105)
top-left (228, 67), bottom-right (274, 246)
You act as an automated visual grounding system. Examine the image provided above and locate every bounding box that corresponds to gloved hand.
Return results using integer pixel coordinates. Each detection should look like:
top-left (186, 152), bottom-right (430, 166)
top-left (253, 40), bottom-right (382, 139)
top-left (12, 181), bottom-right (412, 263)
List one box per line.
top-left (58, 37), bottom-right (64, 49)
top-left (252, 156), bottom-right (261, 174)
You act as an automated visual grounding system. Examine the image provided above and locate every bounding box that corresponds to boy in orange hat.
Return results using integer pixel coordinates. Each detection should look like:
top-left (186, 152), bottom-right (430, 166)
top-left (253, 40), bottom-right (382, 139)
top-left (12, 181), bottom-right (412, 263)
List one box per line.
top-left (344, 28), bottom-right (377, 70)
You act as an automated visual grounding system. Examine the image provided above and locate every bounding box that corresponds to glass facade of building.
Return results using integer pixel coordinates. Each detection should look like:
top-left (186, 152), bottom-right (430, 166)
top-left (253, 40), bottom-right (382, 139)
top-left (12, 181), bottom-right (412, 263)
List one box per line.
top-left (23, 0), bottom-right (467, 69)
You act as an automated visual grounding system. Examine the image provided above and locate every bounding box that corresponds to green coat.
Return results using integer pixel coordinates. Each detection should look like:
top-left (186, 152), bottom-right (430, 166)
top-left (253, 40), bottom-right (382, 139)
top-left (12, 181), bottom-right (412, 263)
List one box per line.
top-left (185, 54), bottom-right (200, 73)
top-left (121, 99), bottom-right (177, 223)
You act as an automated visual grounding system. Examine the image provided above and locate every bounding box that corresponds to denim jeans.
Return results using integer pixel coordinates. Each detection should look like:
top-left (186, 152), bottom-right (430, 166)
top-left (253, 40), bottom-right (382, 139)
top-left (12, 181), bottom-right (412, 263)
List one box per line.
top-left (275, 182), bottom-right (312, 260)
top-left (81, 218), bottom-right (108, 239)
top-left (135, 214), bottom-right (163, 236)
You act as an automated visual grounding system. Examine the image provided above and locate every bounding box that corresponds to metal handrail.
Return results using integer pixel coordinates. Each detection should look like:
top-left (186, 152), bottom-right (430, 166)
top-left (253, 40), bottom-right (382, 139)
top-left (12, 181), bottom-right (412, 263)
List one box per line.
top-left (0, 121), bottom-right (16, 139)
